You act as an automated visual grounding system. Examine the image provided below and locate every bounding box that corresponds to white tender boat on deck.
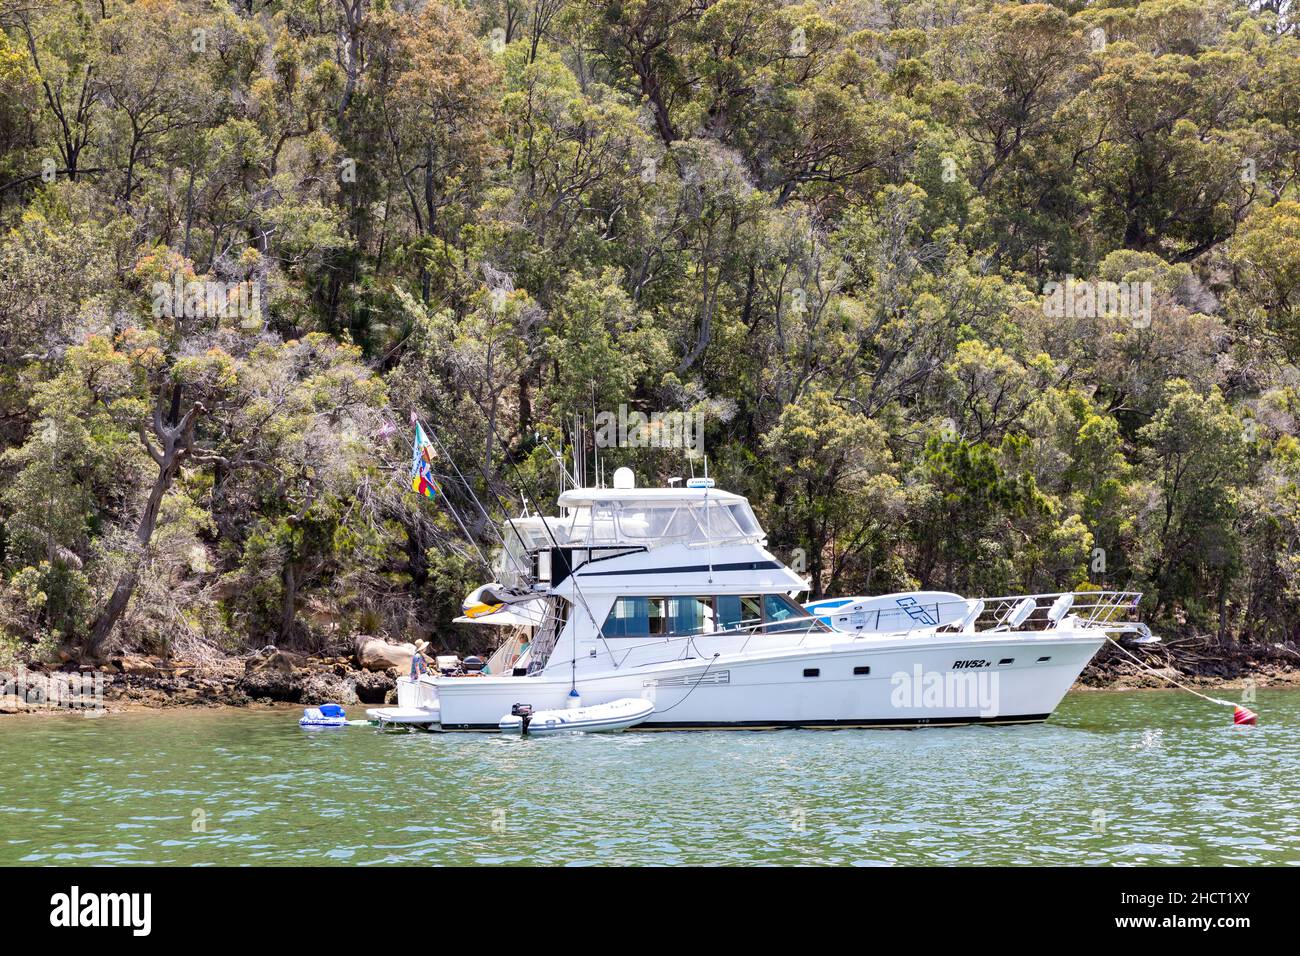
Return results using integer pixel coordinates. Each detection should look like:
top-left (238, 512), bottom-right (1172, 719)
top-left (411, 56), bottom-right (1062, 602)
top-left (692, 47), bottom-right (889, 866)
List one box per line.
top-left (376, 470), bottom-right (1147, 732)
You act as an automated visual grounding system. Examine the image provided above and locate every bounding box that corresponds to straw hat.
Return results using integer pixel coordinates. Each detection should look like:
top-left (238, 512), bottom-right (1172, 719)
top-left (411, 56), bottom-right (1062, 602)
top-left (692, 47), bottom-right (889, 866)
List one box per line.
top-left (414, 639), bottom-right (429, 654)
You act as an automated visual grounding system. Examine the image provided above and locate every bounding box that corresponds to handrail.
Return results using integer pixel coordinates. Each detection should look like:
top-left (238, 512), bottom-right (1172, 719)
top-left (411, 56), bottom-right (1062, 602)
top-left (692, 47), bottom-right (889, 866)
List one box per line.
top-left (541, 590), bottom-right (1145, 673)
top-left (896, 591), bottom-right (1142, 634)
top-left (972, 591), bottom-right (1143, 631)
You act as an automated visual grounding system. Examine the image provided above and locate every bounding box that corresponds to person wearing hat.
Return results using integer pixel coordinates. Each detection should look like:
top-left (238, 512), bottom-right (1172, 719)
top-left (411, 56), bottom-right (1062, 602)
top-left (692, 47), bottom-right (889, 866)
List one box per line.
top-left (410, 640), bottom-right (431, 680)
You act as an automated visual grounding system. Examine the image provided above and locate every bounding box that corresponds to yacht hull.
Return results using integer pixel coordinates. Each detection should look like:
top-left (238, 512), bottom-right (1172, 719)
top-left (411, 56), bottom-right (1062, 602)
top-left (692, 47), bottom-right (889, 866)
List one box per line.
top-left (425, 630), bottom-right (1105, 731)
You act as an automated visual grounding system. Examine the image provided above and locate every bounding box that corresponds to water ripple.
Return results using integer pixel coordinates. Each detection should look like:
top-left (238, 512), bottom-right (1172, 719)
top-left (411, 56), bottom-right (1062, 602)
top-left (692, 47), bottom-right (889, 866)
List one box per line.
top-left (1, 689), bottom-right (1298, 865)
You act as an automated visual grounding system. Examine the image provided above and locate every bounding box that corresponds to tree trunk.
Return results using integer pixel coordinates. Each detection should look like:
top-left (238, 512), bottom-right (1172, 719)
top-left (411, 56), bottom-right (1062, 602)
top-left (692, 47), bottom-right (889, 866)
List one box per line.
top-left (279, 557), bottom-right (297, 643)
top-left (86, 385), bottom-right (201, 658)
top-left (1216, 568), bottom-right (1232, 645)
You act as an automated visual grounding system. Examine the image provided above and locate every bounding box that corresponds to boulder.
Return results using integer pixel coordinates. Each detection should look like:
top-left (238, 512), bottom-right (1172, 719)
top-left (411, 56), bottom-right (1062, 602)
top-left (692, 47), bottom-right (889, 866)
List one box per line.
top-left (237, 668), bottom-right (300, 702)
top-left (299, 671), bottom-right (358, 706)
top-left (115, 655), bottom-right (163, 676)
top-left (236, 647), bottom-right (309, 701)
top-left (353, 669), bottom-right (395, 704)
top-left (356, 637), bottom-right (417, 673)
top-left (244, 647), bottom-right (304, 675)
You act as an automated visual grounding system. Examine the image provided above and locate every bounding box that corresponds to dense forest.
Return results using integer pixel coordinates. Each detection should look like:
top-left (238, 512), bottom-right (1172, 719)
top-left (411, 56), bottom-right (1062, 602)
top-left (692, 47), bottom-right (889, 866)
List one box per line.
top-left (0, 0), bottom-right (1298, 666)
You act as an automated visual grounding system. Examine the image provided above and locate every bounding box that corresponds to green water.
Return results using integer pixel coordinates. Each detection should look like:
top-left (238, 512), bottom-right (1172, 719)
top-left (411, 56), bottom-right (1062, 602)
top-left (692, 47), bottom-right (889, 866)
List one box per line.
top-left (3, 689), bottom-right (1298, 866)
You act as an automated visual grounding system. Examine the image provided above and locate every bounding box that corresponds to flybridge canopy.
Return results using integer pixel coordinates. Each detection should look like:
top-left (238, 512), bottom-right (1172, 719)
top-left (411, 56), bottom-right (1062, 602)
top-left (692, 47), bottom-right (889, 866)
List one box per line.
top-left (491, 485), bottom-right (768, 589)
top-left (554, 486), bottom-right (766, 548)
top-left (556, 486), bottom-right (747, 508)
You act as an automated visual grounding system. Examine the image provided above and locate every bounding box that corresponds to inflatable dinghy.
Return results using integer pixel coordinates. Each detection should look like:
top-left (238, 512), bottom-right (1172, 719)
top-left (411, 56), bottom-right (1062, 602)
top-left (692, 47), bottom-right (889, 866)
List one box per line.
top-left (299, 703), bottom-right (349, 728)
top-left (499, 697), bottom-right (655, 736)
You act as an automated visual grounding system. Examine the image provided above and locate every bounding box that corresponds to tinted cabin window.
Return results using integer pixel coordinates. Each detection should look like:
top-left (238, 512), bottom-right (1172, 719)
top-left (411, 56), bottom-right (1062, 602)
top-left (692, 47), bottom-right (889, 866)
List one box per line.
top-left (763, 594), bottom-right (811, 633)
top-left (647, 597), bottom-right (667, 635)
top-left (604, 596), bottom-right (649, 637)
top-left (665, 597), bottom-right (714, 635)
top-left (605, 597), bottom-right (716, 637)
top-left (717, 595), bottom-right (763, 631)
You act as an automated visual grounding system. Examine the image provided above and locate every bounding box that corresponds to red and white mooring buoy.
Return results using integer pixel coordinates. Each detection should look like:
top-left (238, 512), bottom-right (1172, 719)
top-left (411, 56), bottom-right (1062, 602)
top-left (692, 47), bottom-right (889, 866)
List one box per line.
top-left (1234, 705), bottom-right (1258, 726)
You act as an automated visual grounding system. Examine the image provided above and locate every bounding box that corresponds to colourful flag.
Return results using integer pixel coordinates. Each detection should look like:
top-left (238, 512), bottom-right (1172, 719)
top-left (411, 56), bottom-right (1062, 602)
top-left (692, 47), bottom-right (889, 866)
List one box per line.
top-left (410, 423), bottom-right (439, 499)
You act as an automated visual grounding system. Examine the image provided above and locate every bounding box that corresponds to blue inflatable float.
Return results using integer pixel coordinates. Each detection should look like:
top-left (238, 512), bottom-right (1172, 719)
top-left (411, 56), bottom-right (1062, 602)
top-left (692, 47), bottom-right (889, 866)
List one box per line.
top-left (299, 703), bottom-right (348, 728)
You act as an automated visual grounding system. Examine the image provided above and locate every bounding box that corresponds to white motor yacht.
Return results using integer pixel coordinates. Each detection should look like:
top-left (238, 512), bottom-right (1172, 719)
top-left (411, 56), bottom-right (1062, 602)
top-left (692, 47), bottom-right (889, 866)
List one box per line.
top-left (369, 470), bottom-right (1146, 731)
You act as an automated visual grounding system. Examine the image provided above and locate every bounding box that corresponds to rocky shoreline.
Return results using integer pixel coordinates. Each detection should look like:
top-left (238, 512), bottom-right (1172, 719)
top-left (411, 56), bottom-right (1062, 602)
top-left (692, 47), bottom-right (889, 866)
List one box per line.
top-left (0, 637), bottom-right (416, 716)
top-left (1075, 638), bottom-right (1300, 692)
top-left (3, 636), bottom-right (1299, 717)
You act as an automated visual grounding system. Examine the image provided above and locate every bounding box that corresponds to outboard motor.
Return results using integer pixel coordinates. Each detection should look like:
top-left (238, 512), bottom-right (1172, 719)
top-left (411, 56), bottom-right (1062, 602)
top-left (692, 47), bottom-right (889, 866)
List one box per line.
top-left (511, 703), bottom-right (534, 735)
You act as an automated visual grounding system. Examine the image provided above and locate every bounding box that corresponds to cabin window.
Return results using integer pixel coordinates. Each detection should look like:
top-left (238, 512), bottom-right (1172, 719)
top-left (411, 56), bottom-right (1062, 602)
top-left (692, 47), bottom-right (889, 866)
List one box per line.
top-left (604, 596), bottom-right (716, 637)
top-left (717, 595), bottom-right (763, 631)
top-left (726, 503), bottom-right (762, 536)
top-left (762, 594), bottom-right (813, 633)
top-left (647, 597), bottom-right (667, 635)
top-left (605, 596), bottom-right (650, 637)
top-left (665, 596), bottom-right (715, 635)
top-left (694, 502), bottom-right (743, 540)
top-left (603, 594), bottom-right (822, 638)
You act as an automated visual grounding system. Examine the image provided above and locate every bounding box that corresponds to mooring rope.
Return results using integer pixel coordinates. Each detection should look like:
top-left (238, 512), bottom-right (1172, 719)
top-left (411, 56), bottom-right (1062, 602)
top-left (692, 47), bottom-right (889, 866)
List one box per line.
top-left (651, 650), bottom-right (722, 716)
top-left (1103, 634), bottom-right (1242, 710)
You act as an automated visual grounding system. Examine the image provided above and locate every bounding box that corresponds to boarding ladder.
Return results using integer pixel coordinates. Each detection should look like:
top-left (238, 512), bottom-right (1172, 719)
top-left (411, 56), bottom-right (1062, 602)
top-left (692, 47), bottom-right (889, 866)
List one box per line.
top-left (526, 601), bottom-right (564, 675)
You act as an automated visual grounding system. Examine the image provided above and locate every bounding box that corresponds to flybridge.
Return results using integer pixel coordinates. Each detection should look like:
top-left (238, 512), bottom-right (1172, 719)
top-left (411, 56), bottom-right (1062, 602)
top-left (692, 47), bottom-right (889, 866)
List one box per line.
top-left (550, 490), bottom-right (765, 550)
top-left (490, 477), bottom-right (767, 592)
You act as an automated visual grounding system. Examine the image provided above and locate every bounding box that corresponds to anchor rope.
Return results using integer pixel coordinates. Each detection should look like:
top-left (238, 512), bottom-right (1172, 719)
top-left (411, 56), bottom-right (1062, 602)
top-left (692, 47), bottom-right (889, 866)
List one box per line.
top-left (1102, 634), bottom-right (1238, 709)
